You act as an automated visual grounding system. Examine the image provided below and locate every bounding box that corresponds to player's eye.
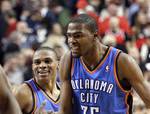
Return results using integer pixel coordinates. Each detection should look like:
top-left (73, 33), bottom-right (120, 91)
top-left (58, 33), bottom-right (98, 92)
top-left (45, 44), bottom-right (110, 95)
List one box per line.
top-left (73, 34), bottom-right (83, 38)
top-left (44, 59), bottom-right (52, 64)
top-left (66, 33), bottom-right (84, 39)
top-left (34, 60), bottom-right (41, 65)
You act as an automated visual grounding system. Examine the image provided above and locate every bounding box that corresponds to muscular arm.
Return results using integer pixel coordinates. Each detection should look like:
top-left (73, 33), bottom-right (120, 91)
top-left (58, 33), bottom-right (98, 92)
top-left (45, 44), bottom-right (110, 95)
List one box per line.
top-left (118, 53), bottom-right (150, 108)
top-left (57, 51), bottom-right (73, 114)
top-left (0, 65), bottom-right (22, 114)
top-left (14, 84), bottom-right (33, 114)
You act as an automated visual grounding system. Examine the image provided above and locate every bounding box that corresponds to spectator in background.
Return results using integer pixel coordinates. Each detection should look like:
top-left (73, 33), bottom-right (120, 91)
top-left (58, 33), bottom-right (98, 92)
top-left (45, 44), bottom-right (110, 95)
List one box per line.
top-left (140, 35), bottom-right (150, 80)
top-left (22, 0), bottom-right (40, 13)
top-left (3, 31), bottom-right (21, 54)
top-left (100, 2), bottom-right (132, 36)
top-left (50, 0), bottom-right (71, 28)
top-left (132, 4), bottom-right (149, 50)
top-left (126, 38), bottom-right (140, 64)
top-left (104, 16), bottom-right (128, 53)
top-left (22, 48), bottom-right (34, 81)
top-left (3, 52), bottom-right (24, 84)
top-left (14, 21), bottom-right (39, 49)
top-left (0, 0), bottom-right (15, 38)
top-left (0, 0), bottom-right (14, 65)
top-left (102, 34), bottom-right (116, 47)
top-left (42, 22), bottom-right (68, 60)
top-left (39, 0), bottom-right (57, 34)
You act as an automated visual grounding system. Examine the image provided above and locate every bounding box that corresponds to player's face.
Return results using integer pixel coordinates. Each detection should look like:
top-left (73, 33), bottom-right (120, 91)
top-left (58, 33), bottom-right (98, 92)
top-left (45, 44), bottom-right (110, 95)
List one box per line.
top-left (66, 23), bottom-right (94, 57)
top-left (32, 50), bottom-right (57, 84)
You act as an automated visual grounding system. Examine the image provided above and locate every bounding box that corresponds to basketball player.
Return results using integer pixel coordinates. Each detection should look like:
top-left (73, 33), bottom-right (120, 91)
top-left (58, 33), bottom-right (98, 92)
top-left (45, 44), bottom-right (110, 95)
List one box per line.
top-left (55, 14), bottom-right (150, 114)
top-left (15, 47), bottom-right (60, 114)
top-left (0, 65), bottom-right (22, 114)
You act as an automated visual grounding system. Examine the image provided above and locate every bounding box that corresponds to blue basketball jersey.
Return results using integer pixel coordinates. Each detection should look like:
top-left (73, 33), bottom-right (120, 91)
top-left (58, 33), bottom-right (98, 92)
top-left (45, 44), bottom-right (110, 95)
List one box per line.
top-left (25, 79), bottom-right (60, 114)
top-left (71, 47), bottom-right (132, 114)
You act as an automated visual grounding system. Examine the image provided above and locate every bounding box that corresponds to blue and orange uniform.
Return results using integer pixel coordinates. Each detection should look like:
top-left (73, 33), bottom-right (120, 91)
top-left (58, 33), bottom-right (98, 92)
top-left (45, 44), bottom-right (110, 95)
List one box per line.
top-left (71, 47), bottom-right (133, 114)
top-left (25, 79), bottom-right (60, 114)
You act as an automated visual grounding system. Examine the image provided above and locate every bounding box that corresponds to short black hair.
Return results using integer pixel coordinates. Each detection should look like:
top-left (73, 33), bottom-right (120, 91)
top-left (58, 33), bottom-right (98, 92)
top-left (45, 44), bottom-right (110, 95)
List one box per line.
top-left (68, 14), bottom-right (98, 33)
top-left (35, 46), bottom-right (57, 56)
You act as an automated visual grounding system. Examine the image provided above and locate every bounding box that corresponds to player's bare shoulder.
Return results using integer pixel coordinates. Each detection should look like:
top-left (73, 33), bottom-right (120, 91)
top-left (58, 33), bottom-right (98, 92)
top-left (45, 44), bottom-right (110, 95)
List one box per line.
top-left (117, 52), bottom-right (143, 81)
top-left (14, 83), bottom-right (33, 113)
top-left (60, 51), bottom-right (71, 64)
top-left (118, 52), bottom-right (139, 71)
top-left (14, 83), bottom-right (31, 96)
top-left (118, 52), bottom-right (136, 65)
top-left (59, 51), bottom-right (72, 81)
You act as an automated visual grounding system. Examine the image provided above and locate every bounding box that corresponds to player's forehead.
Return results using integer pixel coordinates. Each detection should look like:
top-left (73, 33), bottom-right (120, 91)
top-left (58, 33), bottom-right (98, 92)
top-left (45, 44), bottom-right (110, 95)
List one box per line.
top-left (67, 23), bottom-right (88, 33)
top-left (33, 50), bottom-right (56, 60)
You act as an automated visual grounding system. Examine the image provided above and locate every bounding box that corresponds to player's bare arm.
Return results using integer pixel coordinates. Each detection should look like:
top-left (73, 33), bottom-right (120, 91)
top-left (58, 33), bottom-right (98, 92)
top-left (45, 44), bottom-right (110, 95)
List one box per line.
top-left (14, 83), bottom-right (33, 114)
top-left (0, 65), bottom-right (22, 114)
top-left (57, 51), bottom-right (73, 114)
top-left (118, 52), bottom-right (150, 108)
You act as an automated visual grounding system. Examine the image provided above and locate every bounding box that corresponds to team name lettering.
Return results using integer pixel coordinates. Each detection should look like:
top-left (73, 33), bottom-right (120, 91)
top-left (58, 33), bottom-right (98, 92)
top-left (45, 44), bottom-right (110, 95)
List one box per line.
top-left (71, 79), bottom-right (114, 93)
top-left (71, 79), bottom-right (114, 104)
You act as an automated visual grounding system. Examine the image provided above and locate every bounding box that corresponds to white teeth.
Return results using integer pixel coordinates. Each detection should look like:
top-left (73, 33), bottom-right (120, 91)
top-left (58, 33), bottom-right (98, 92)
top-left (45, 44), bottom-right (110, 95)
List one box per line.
top-left (38, 71), bottom-right (48, 74)
top-left (39, 72), bottom-right (47, 74)
top-left (72, 47), bottom-right (78, 49)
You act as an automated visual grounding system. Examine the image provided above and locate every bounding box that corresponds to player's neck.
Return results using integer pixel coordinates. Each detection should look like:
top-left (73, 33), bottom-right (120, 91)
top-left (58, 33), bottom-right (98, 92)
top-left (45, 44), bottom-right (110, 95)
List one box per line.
top-left (35, 79), bottom-right (53, 92)
top-left (44, 80), bottom-right (55, 92)
top-left (81, 42), bottom-right (104, 70)
top-left (46, 81), bottom-right (60, 100)
top-left (81, 43), bottom-right (99, 69)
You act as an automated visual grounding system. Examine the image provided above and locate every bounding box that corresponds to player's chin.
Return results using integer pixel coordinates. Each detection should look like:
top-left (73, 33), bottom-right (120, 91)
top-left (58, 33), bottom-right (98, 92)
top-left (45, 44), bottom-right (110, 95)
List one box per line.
top-left (71, 52), bottom-right (80, 58)
top-left (38, 77), bottom-right (50, 83)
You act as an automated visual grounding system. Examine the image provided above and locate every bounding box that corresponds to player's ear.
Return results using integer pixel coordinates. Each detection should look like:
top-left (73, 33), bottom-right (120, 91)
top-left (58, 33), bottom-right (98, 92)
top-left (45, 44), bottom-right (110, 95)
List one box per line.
top-left (32, 63), bottom-right (34, 71)
top-left (93, 32), bottom-right (98, 39)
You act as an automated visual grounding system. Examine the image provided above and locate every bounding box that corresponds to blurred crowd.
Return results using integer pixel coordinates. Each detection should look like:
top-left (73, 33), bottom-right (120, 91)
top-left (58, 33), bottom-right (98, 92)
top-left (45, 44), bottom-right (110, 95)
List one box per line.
top-left (0, 0), bottom-right (150, 113)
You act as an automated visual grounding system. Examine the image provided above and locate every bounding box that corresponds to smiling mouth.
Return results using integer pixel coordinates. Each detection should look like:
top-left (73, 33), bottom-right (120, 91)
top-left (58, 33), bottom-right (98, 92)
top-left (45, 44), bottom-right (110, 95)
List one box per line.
top-left (39, 72), bottom-right (48, 74)
top-left (71, 47), bottom-right (79, 51)
top-left (38, 71), bottom-right (49, 76)
top-left (37, 67), bottom-right (52, 75)
top-left (72, 48), bottom-right (80, 53)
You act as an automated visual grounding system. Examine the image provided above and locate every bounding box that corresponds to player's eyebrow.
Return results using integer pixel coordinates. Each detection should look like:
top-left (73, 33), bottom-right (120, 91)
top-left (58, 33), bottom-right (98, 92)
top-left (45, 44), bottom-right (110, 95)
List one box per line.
top-left (66, 31), bottom-right (84, 34)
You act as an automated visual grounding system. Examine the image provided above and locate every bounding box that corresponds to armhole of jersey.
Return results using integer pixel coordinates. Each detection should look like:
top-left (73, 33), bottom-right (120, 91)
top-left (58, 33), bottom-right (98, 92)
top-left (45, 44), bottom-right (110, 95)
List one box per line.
top-left (24, 83), bottom-right (36, 114)
top-left (56, 82), bottom-right (60, 90)
top-left (114, 51), bottom-right (130, 93)
top-left (55, 82), bottom-right (61, 102)
top-left (126, 92), bottom-right (133, 114)
top-left (114, 52), bottom-right (133, 114)
top-left (116, 52), bottom-right (132, 91)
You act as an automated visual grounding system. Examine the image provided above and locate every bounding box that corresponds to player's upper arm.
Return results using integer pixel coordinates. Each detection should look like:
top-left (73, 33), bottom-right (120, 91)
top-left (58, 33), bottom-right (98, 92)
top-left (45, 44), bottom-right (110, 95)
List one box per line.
top-left (59, 51), bottom-right (72, 81)
top-left (14, 84), bottom-right (33, 113)
top-left (118, 52), bottom-right (150, 108)
top-left (59, 51), bottom-right (73, 114)
top-left (0, 66), bottom-right (22, 114)
top-left (0, 66), bottom-right (11, 110)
